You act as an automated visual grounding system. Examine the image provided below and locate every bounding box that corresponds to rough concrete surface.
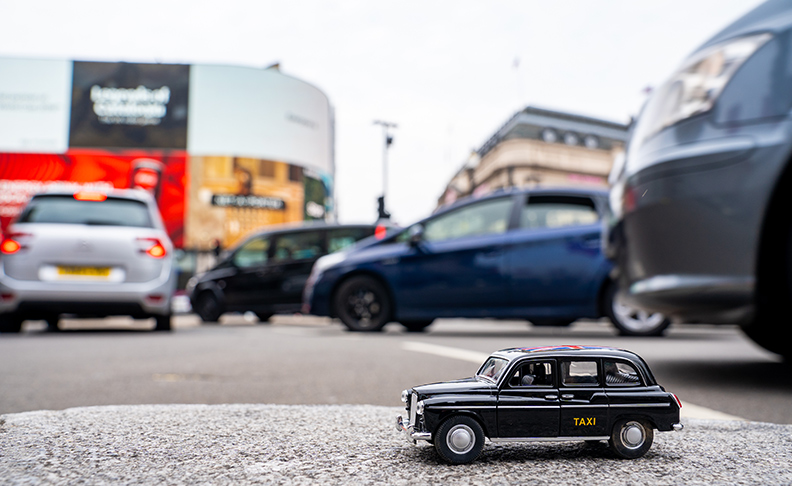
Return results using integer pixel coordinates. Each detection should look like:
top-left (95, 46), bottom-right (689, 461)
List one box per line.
top-left (1, 404), bottom-right (790, 485)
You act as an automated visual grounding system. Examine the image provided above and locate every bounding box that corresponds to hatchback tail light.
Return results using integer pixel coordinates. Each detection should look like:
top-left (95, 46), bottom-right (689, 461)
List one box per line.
top-left (671, 393), bottom-right (682, 409)
top-left (1, 232), bottom-right (31, 255)
top-left (136, 237), bottom-right (167, 258)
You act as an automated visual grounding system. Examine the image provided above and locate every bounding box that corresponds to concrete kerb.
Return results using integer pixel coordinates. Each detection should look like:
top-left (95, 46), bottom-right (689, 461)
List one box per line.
top-left (1, 404), bottom-right (791, 485)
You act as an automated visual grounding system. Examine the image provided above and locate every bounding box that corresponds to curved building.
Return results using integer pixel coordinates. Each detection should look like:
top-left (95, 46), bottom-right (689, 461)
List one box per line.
top-left (0, 58), bottom-right (335, 252)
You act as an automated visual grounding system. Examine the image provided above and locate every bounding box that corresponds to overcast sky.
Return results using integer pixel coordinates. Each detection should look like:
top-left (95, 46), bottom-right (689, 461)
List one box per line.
top-left (0, 0), bottom-right (765, 225)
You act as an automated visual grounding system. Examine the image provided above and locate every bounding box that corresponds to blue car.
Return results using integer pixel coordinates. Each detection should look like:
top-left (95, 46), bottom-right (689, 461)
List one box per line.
top-left (303, 187), bottom-right (667, 334)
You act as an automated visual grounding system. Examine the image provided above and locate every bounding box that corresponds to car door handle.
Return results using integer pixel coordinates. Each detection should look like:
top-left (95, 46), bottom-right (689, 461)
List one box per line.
top-left (561, 394), bottom-right (574, 400)
top-left (545, 395), bottom-right (558, 400)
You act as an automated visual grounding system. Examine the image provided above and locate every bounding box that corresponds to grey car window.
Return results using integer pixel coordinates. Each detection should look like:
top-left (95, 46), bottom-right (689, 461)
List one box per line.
top-left (424, 197), bottom-right (512, 243)
top-left (19, 196), bottom-right (154, 228)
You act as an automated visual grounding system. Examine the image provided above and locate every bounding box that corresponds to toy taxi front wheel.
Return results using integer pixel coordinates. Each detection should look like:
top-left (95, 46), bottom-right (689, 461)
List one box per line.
top-left (433, 415), bottom-right (485, 465)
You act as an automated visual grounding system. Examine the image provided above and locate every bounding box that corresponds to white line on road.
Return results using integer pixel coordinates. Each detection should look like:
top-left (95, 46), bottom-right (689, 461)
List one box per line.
top-left (401, 341), bottom-right (746, 422)
top-left (402, 341), bottom-right (490, 364)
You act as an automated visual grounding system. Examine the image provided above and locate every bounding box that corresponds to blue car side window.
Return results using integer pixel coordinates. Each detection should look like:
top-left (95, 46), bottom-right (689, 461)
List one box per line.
top-left (520, 196), bottom-right (598, 230)
top-left (424, 197), bottom-right (513, 243)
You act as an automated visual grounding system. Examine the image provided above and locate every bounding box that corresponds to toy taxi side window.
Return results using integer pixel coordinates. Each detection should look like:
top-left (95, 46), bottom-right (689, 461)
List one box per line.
top-left (603, 360), bottom-right (642, 386)
top-left (560, 360), bottom-right (599, 386)
top-left (508, 360), bottom-right (555, 387)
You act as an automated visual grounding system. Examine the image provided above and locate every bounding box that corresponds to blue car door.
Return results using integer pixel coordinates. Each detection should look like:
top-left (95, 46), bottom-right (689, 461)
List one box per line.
top-left (506, 193), bottom-right (607, 315)
top-left (395, 196), bottom-right (516, 316)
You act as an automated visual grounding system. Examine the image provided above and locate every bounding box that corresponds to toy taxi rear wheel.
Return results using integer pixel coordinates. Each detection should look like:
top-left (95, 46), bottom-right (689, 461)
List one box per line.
top-left (434, 415), bottom-right (485, 465)
top-left (609, 418), bottom-right (653, 459)
top-left (335, 276), bottom-right (392, 332)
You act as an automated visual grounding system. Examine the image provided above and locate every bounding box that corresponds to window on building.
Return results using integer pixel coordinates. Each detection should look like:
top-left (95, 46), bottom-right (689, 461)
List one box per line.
top-left (289, 165), bottom-right (304, 183)
top-left (259, 160), bottom-right (276, 178)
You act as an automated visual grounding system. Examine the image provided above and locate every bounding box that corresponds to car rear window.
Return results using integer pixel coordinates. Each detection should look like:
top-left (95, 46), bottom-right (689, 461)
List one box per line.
top-left (18, 195), bottom-right (154, 228)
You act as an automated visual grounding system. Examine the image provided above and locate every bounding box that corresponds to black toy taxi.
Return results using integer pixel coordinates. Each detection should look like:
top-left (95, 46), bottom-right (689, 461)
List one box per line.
top-left (397, 346), bottom-right (682, 464)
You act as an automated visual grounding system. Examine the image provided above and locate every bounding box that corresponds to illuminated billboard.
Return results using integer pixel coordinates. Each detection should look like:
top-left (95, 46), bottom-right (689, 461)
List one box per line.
top-left (0, 58), bottom-right (334, 250)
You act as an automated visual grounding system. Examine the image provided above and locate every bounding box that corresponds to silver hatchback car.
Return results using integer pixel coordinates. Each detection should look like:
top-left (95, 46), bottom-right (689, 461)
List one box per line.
top-left (0, 189), bottom-right (176, 332)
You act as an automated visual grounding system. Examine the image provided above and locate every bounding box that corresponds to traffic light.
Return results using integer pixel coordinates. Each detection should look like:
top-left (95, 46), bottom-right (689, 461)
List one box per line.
top-left (377, 196), bottom-right (391, 220)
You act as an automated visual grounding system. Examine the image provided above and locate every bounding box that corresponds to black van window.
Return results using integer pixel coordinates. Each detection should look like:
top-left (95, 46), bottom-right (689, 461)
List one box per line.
top-left (233, 237), bottom-right (270, 268)
top-left (328, 227), bottom-right (374, 253)
top-left (272, 231), bottom-right (324, 262)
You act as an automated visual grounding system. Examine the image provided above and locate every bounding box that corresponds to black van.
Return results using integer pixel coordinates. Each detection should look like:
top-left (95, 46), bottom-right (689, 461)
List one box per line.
top-left (187, 223), bottom-right (387, 323)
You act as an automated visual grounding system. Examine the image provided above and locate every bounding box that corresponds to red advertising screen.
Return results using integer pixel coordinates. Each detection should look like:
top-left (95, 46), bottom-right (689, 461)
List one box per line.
top-left (0, 150), bottom-right (187, 247)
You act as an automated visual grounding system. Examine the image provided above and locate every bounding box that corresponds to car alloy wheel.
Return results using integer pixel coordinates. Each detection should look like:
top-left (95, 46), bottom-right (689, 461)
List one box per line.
top-left (610, 418), bottom-right (653, 459)
top-left (606, 284), bottom-right (670, 337)
top-left (335, 276), bottom-right (391, 332)
top-left (434, 415), bottom-right (485, 464)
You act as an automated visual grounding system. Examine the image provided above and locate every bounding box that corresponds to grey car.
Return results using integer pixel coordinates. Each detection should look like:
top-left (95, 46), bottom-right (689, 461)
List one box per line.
top-left (607, 0), bottom-right (792, 358)
top-left (0, 189), bottom-right (177, 332)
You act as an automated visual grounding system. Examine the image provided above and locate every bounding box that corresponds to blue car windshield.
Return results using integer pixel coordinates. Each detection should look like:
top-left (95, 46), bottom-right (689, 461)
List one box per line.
top-left (476, 357), bottom-right (508, 383)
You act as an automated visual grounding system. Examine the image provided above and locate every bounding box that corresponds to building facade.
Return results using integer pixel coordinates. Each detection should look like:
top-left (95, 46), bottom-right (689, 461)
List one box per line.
top-left (0, 58), bottom-right (335, 252)
top-left (439, 107), bottom-right (628, 207)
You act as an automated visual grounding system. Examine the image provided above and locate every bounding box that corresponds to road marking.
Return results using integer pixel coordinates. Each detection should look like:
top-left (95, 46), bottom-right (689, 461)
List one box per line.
top-left (401, 341), bottom-right (747, 422)
top-left (680, 402), bottom-right (745, 421)
top-left (401, 341), bottom-right (490, 364)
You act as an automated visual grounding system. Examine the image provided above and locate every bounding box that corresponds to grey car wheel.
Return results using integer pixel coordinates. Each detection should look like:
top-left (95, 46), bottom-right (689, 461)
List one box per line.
top-left (606, 284), bottom-right (670, 337)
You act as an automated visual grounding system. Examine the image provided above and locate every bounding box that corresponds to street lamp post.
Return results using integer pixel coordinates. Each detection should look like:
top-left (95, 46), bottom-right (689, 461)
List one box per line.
top-left (373, 120), bottom-right (397, 220)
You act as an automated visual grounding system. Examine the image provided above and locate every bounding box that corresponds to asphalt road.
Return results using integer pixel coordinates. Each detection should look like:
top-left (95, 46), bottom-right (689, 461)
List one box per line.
top-left (1, 314), bottom-right (790, 424)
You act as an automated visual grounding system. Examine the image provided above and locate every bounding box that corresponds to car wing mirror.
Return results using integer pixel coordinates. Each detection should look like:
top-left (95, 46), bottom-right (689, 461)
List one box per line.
top-left (408, 224), bottom-right (424, 247)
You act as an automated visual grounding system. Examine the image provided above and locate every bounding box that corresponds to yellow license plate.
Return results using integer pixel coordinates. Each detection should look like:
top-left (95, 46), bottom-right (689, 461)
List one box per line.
top-left (57, 266), bottom-right (111, 278)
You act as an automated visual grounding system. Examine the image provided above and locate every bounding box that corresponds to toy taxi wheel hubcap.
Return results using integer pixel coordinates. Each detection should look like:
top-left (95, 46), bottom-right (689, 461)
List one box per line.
top-left (447, 424), bottom-right (475, 454)
top-left (621, 421), bottom-right (645, 449)
top-left (613, 296), bottom-right (665, 333)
